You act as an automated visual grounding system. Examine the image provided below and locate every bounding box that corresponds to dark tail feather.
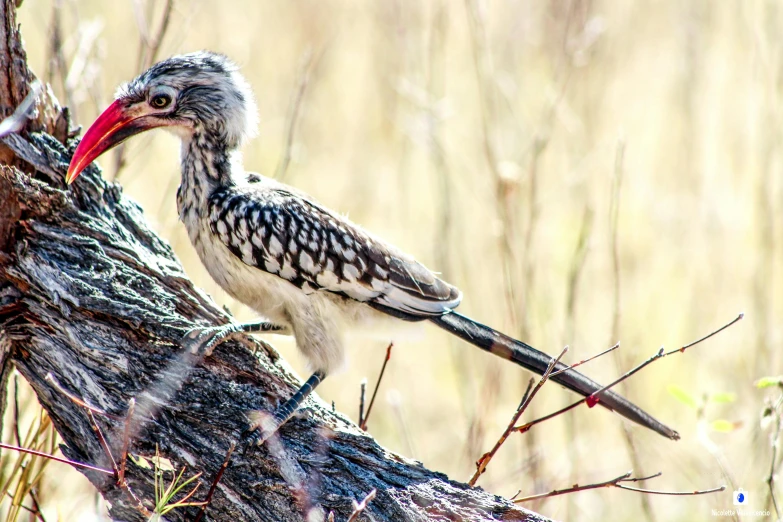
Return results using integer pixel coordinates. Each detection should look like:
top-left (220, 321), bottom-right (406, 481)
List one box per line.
top-left (430, 311), bottom-right (679, 440)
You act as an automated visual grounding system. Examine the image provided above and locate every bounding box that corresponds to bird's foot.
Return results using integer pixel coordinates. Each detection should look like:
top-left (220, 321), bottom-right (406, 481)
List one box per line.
top-left (239, 371), bottom-right (326, 449)
top-left (183, 325), bottom-right (244, 358)
top-left (240, 410), bottom-right (283, 449)
top-left (241, 406), bottom-right (316, 449)
top-left (182, 320), bottom-right (287, 358)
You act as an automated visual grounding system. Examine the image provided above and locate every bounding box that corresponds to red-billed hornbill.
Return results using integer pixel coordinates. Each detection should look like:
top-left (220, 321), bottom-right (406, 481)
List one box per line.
top-left (66, 52), bottom-right (679, 443)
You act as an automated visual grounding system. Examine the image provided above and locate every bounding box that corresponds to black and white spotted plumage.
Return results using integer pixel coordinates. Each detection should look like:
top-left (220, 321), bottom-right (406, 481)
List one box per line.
top-left (87, 51), bottom-right (678, 439)
top-left (208, 182), bottom-right (461, 317)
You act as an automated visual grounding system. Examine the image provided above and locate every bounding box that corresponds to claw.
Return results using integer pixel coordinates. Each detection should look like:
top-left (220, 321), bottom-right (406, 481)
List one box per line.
top-left (239, 427), bottom-right (263, 451)
top-left (232, 334), bottom-right (262, 354)
top-left (182, 326), bottom-right (225, 357)
top-left (242, 410), bottom-right (281, 448)
top-left (183, 323), bottom-right (274, 359)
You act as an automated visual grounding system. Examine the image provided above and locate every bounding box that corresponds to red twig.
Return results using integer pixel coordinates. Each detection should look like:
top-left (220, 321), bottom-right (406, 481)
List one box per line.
top-left (550, 343), bottom-right (619, 377)
top-left (513, 470), bottom-right (725, 503)
top-left (87, 410), bottom-right (119, 479)
top-left (118, 398), bottom-right (135, 483)
top-left (193, 442), bottom-right (236, 522)
top-left (44, 373), bottom-right (150, 516)
top-left (360, 342), bottom-right (393, 431)
top-left (358, 378), bottom-right (367, 428)
top-left (45, 373), bottom-right (123, 420)
top-left (513, 314), bottom-right (744, 435)
top-left (468, 346), bottom-right (568, 486)
top-left (0, 442), bottom-right (114, 475)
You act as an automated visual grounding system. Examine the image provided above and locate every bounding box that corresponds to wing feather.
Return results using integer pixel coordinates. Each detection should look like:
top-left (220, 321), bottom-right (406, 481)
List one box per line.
top-left (208, 182), bottom-right (462, 318)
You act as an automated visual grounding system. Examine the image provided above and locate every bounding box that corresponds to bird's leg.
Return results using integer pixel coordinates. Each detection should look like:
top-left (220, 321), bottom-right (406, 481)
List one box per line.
top-left (243, 370), bottom-right (327, 447)
top-left (183, 320), bottom-right (289, 359)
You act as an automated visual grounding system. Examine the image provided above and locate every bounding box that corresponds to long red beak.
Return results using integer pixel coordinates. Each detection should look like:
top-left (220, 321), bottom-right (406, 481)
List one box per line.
top-left (66, 100), bottom-right (153, 184)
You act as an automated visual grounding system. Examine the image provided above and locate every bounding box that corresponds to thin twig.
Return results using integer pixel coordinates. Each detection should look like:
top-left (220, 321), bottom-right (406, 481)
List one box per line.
top-left (358, 378), bottom-right (367, 428)
top-left (550, 343), bottom-right (619, 377)
top-left (513, 314), bottom-right (744, 435)
top-left (624, 472), bottom-right (664, 483)
top-left (113, 0), bottom-right (174, 181)
top-left (346, 489), bottom-right (377, 522)
top-left (28, 488), bottom-right (48, 522)
top-left (680, 313), bottom-right (743, 351)
top-left (468, 377), bottom-right (533, 488)
top-left (276, 48), bottom-right (315, 181)
top-left (12, 372), bottom-right (21, 446)
top-left (118, 398), bottom-right (135, 483)
top-left (45, 373), bottom-right (124, 420)
top-left (45, 374), bottom-right (150, 515)
top-left (360, 342), bottom-right (393, 431)
top-left (87, 410), bottom-right (119, 478)
top-left (468, 346), bottom-right (568, 486)
top-left (615, 484), bottom-right (726, 496)
top-left (6, 496), bottom-right (36, 517)
top-left (193, 442), bottom-right (235, 522)
top-left (134, 0), bottom-right (174, 73)
top-left (0, 442), bottom-right (114, 475)
top-left (515, 471), bottom-right (633, 502)
top-left (513, 470), bottom-right (724, 503)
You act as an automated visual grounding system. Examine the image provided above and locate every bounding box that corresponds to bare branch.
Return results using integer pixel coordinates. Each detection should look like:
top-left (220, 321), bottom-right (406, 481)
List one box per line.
top-left (360, 342), bottom-right (393, 431)
top-left (468, 346), bottom-right (568, 486)
top-left (550, 343), bottom-right (619, 378)
top-left (0, 442), bottom-right (114, 476)
top-left (118, 398), bottom-right (135, 483)
top-left (514, 314), bottom-right (744, 435)
top-left (193, 442), bottom-right (235, 522)
top-left (514, 470), bottom-right (724, 503)
top-left (45, 373), bottom-right (124, 421)
top-left (357, 378), bottom-right (367, 428)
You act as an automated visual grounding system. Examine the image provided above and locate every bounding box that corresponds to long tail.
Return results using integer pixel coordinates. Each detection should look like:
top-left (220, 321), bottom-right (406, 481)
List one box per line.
top-left (430, 311), bottom-right (679, 440)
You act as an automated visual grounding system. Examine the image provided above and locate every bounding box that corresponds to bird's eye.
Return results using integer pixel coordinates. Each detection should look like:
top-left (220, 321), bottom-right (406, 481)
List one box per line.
top-left (150, 93), bottom-right (172, 109)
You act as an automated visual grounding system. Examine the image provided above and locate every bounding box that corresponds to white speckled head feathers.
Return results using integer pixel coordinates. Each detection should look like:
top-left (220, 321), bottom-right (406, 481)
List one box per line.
top-left (117, 51), bottom-right (258, 149)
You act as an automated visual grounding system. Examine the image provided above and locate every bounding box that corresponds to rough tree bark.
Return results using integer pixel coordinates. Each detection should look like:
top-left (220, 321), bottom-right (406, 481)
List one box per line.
top-left (0, 2), bottom-right (549, 521)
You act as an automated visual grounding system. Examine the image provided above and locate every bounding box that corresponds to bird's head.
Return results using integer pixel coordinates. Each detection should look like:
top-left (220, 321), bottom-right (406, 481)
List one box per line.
top-left (66, 51), bottom-right (257, 184)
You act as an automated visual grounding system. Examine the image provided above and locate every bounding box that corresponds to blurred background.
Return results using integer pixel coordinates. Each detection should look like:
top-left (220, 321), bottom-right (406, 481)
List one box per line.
top-left (2, 0), bottom-right (781, 520)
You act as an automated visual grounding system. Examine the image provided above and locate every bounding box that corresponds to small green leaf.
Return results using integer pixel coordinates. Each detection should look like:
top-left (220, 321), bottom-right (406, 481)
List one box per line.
top-left (710, 392), bottom-right (736, 404)
top-left (151, 455), bottom-right (175, 472)
top-left (755, 376), bottom-right (783, 389)
top-left (667, 384), bottom-right (697, 409)
top-left (129, 454), bottom-right (152, 469)
top-left (711, 419), bottom-right (741, 432)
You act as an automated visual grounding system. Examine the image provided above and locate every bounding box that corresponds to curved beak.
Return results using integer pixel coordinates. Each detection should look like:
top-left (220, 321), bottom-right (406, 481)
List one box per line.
top-left (66, 100), bottom-right (158, 184)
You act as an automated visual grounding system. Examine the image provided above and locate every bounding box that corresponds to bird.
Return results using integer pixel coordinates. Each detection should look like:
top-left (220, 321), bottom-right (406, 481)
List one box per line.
top-left (65, 51), bottom-right (679, 443)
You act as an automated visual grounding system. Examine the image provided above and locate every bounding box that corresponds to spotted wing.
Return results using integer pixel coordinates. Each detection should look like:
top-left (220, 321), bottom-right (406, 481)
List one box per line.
top-left (208, 185), bottom-right (462, 317)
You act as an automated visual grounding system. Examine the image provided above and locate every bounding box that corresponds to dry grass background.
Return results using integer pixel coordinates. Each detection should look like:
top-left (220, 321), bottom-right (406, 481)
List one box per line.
top-left (2, 0), bottom-right (781, 520)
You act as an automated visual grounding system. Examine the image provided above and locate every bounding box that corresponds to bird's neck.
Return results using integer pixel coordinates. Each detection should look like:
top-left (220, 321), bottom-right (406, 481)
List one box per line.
top-left (177, 132), bottom-right (240, 221)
